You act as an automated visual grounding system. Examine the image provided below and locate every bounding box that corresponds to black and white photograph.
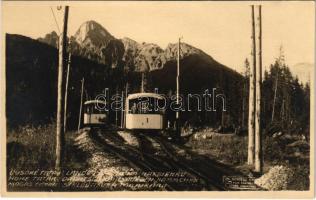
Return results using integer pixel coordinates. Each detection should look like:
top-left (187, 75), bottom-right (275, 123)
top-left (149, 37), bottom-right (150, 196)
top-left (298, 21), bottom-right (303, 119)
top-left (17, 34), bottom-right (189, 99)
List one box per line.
top-left (1, 1), bottom-right (314, 197)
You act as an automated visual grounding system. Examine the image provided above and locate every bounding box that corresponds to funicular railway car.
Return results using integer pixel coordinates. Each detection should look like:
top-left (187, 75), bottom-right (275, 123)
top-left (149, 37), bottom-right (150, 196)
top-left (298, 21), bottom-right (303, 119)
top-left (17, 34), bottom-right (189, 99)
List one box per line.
top-left (125, 93), bottom-right (166, 130)
top-left (83, 100), bottom-right (107, 127)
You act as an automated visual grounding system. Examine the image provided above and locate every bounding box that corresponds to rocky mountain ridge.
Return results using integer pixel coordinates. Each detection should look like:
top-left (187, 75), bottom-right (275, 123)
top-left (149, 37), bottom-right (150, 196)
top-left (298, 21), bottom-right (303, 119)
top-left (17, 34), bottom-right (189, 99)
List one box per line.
top-left (38, 20), bottom-right (219, 72)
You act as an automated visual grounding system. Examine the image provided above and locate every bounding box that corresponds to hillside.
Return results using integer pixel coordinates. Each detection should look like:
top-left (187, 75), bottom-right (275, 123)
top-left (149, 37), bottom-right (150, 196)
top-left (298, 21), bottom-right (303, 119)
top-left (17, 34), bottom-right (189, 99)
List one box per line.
top-left (7, 30), bottom-right (243, 128)
top-left (6, 34), bottom-right (113, 128)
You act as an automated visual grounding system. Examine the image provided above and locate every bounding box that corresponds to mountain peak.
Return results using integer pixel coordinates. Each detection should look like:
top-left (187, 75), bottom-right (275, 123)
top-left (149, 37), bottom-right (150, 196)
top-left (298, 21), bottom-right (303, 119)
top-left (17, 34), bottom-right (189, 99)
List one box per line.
top-left (121, 37), bottom-right (140, 49)
top-left (50, 31), bottom-right (58, 37)
top-left (74, 20), bottom-right (114, 47)
top-left (122, 37), bottom-right (137, 43)
top-left (37, 21), bottom-right (220, 73)
top-left (164, 42), bottom-right (208, 60)
top-left (38, 31), bottom-right (59, 47)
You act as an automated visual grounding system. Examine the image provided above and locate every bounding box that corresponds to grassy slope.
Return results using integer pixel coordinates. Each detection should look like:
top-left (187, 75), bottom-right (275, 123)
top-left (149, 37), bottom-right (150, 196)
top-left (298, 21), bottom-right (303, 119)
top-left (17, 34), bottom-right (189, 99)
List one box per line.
top-left (7, 122), bottom-right (88, 171)
top-left (187, 131), bottom-right (310, 190)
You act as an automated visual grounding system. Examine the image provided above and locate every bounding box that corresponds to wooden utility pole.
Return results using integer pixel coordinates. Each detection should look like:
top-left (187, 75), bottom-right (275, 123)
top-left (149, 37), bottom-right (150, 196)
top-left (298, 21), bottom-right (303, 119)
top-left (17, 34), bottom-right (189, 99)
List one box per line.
top-left (121, 90), bottom-right (124, 128)
top-left (176, 38), bottom-right (181, 138)
top-left (255, 5), bottom-right (263, 173)
top-left (141, 73), bottom-right (144, 93)
top-left (247, 5), bottom-right (256, 165)
top-left (123, 82), bottom-right (129, 128)
top-left (56, 6), bottom-right (69, 171)
top-left (242, 59), bottom-right (249, 129)
top-left (78, 78), bottom-right (84, 131)
top-left (64, 53), bottom-right (71, 133)
top-left (115, 87), bottom-right (118, 126)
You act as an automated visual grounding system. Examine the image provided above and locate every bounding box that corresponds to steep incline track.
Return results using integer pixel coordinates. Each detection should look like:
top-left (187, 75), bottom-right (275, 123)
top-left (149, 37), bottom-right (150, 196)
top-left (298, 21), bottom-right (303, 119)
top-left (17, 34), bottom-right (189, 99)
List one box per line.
top-left (87, 128), bottom-right (245, 190)
top-left (142, 134), bottom-right (225, 190)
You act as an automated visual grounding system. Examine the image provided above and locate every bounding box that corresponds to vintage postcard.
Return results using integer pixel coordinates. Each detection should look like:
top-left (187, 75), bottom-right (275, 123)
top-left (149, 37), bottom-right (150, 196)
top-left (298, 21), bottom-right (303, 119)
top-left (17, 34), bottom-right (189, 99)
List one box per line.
top-left (1, 1), bottom-right (315, 198)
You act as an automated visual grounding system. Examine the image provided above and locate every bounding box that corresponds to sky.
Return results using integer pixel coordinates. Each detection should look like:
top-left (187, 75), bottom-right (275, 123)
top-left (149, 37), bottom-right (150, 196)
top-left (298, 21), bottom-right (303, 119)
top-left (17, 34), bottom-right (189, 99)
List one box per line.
top-left (2, 1), bottom-right (315, 73)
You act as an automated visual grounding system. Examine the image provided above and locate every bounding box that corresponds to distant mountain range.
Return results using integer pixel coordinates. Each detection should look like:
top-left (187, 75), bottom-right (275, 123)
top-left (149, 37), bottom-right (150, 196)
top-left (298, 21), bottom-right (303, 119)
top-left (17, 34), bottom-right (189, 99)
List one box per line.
top-left (7, 28), bottom-right (244, 128)
top-left (7, 19), bottom-right (310, 129)
top-left (35, 20), bottom-right (314, 85)
top-left (7, 20), bottom-right (246, 127)
top-left (38, 20), bottom-right (233, 73)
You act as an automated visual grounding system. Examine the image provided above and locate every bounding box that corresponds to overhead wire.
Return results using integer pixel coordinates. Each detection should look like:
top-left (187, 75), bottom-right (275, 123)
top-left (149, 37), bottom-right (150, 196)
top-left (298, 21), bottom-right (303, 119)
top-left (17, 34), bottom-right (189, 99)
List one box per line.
top-left (50, 6), bottom-right (61, 35)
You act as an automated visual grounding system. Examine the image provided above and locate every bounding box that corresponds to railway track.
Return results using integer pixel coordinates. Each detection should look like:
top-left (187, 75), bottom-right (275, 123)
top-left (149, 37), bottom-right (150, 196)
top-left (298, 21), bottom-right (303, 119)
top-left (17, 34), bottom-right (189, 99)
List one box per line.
top-left (90, 129), bottom-right (152, 171)
top-left (102, 130), bottom-right (206, 190)
top-left (88, 128), bottom-right (227, 190)
top-left (102, 130), bottom-right (173, 171)
top-left (142, 133), bottom-right (226, 191)
top-left (89, 129), bottom-right (178, 190)
top-left (128, 131), bottom-right (180, 170)
top-left (127, 130), bottom-right (205, 190)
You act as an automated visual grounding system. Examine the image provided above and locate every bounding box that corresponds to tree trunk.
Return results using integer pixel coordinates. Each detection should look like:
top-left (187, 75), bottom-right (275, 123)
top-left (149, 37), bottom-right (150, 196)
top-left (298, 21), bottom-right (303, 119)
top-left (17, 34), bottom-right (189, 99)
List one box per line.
top-left (64, 53), bottom-right (71, 133)
top-left (241, 80), bottom-right (246, 129)
top-left (271, 72), bottom-right (278, 123)
top-left (248, 5), bottom-right (256, 165)
top-left (255, 5), bottom-right (263, 173)
top-left (56, 6), bottom-right (69, 171)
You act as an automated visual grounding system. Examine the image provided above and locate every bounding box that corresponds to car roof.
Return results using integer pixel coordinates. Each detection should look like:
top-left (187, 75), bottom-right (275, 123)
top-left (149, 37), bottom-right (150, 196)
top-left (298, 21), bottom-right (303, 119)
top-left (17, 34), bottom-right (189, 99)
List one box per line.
top-left (127, 93), bottom-right (165, 100)
top-left (84, 100), bottom-right (107, 105)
